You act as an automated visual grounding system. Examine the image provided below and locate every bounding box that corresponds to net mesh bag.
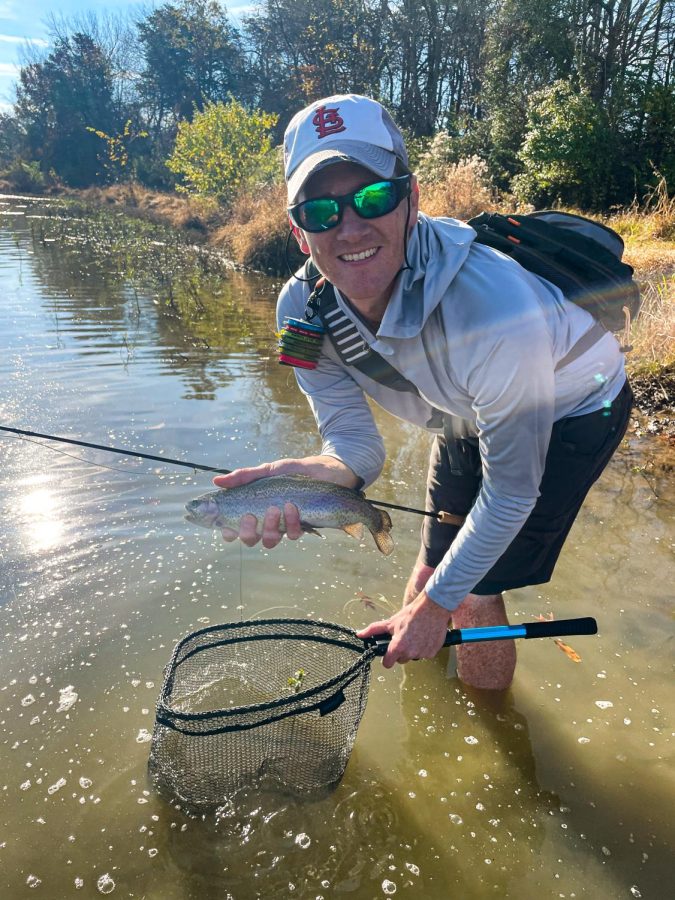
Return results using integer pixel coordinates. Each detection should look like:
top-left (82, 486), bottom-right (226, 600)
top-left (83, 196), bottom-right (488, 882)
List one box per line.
top-left (148, 618), bottom-right (376, 811)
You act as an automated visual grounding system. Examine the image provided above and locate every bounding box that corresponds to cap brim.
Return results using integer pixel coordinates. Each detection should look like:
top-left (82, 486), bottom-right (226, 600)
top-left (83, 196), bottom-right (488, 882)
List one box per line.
top-left (287, 142), bottom-right (397, 202)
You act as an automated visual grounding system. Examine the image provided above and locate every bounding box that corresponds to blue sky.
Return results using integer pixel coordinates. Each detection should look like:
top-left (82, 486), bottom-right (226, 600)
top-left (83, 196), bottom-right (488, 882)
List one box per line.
top-left (0, 1), bottom-right (253, 112)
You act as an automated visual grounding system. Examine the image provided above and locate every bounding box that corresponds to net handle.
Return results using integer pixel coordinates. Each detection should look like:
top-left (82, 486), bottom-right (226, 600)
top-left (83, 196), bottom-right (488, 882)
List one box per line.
top-left (365, 617), bottom-right (597, 656)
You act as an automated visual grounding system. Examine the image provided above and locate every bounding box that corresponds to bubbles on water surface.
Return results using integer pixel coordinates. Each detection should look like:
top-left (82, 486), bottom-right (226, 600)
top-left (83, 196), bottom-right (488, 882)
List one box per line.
top-left (294, 832), bottom-right (311, 849)
top-left (21, 694), bottom-right (36, 706)
top-left (57, 685), bottom-right (78, 712)
top-left (382, 879), bottom-right (397, 894)
top-left (47, 777), bottom-right (66, 794)
top-left (26, 875), bottom-right (41, 888)
top-left (97, 873), bottom-right (115, 894)
top-left (594, 700), bottom-right (614, 709)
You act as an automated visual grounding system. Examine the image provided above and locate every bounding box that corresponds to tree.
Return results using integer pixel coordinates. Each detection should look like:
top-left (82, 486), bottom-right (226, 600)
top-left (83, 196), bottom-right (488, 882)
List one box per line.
top-left (137, 0), bottom-right (247, 133)
top-left (86, 119), bottom-right (149, 183)
top-left (386, 0), bottom-right (494, 136)
top-left (0, 114), bottom-right (25, 170)
top-left (244, 0), bottom-right (392, 129)
top-left (513, 80), bottom-right (614, 208)
top-left (166, 98), bottom-right (279, 203)
top-left (14, 32), bottom-right (119, 186)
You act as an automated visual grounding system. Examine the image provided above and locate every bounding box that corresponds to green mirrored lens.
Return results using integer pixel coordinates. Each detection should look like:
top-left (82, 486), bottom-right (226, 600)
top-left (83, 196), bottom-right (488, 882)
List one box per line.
top-left (301, 197), bottom-right (340, 231)
top-left (354, 181), bottom-right (397, 218)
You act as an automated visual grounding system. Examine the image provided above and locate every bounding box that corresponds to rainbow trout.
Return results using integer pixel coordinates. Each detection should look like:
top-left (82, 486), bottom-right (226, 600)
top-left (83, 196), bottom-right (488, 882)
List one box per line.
top-left (185, 475), bottom-right (394, 555)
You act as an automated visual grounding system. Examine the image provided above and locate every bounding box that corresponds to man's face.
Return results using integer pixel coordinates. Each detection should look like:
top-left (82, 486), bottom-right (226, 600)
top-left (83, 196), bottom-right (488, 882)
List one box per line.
top-left (294, 162), bottom-right (419, 313)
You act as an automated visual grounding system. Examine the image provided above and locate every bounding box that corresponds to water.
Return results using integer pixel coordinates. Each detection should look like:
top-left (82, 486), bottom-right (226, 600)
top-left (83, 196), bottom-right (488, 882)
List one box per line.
top-left (0, 196), bottom-right (672, 899)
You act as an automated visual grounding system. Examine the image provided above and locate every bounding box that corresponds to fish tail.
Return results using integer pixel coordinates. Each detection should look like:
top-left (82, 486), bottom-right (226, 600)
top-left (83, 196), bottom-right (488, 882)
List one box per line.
top-left (370, 508), bottom-right (394, 556)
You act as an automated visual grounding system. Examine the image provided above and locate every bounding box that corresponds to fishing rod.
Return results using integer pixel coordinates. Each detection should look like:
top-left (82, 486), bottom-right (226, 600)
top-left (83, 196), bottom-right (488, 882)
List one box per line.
top-left (0, 425), bottom-right (462, 524)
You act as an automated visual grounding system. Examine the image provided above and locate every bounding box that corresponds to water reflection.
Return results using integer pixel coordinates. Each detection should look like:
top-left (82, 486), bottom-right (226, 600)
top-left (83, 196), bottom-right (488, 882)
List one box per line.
top-left (18, 484), bottom-right (66, 550)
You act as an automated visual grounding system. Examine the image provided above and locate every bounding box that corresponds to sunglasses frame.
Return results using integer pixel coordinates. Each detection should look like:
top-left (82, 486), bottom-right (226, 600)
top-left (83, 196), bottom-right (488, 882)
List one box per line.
top-left (288, 174), bottom-right (412, 233)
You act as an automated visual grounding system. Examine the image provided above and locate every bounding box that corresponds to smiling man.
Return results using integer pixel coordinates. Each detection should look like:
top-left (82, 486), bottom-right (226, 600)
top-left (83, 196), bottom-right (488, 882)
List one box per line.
top-left (213, 94), bottom-right (632, 690)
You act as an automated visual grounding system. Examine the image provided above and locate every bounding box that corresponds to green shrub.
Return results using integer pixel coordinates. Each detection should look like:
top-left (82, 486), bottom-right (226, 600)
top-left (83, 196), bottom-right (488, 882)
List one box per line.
top-left (513, 81), bottom-right (614, 210)
top-left (4, 159), bottom-right (48, 193)
top-left (166, 99), bottom-right (279, 205)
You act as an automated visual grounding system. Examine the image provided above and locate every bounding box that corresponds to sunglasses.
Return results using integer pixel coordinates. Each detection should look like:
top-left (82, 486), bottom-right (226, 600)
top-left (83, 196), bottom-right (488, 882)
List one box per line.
top-left (288, 175), bottom-right (412, 233)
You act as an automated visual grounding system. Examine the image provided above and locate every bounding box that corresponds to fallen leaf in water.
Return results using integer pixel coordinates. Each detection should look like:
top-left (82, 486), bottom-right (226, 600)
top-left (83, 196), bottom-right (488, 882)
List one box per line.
top-left (536, 613), bottom-right (581, 662)
top-left (354, 591), bottom-right (377, 610)
top-left (553, 639), bottom-right (582, 663)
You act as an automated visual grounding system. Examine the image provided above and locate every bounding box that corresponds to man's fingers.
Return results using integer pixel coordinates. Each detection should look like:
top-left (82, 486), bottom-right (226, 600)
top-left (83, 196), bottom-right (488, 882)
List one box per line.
top-left (220, 505), bottom-right (299, 549)
top-left (261, 506), bottom-right (283, 549)
top-left (283, 502), bottom-right (303, 540)
top-left (356, 619), bottom-right (392, 639)
top-left (213, 463), bottom-right (275, 489)
top-left (239, 514), bottom-right (261, 547)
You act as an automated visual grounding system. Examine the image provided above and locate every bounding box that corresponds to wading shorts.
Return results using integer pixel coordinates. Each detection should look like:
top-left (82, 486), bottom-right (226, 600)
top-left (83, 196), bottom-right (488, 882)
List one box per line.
top-left (421, 380), bottom-right (633, 594)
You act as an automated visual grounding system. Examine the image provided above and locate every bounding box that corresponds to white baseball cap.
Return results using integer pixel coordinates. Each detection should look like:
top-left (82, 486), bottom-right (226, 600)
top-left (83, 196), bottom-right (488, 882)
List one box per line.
top-left (283, 94), bottom-right (409, 202)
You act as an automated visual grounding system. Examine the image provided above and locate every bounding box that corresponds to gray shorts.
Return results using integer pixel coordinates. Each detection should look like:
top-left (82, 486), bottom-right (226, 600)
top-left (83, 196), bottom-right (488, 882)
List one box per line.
top-left (421, 380), bottom-right (633, 594)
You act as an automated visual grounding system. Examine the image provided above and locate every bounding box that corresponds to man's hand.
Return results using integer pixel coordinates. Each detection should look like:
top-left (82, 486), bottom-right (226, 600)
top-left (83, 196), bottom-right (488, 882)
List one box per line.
top-left (356, 591), bottom-right (453, 668)
top-left (212, 455), bottom-right (360, 549)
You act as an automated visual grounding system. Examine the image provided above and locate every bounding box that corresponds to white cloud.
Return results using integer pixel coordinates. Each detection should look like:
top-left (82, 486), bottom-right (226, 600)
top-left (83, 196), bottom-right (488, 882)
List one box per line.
top-left (0, 61), bottom-right (19, 75)
top-left (0, 3), bottom-right (18, 23)
top-left (0, 34), bottom-right (47, 46)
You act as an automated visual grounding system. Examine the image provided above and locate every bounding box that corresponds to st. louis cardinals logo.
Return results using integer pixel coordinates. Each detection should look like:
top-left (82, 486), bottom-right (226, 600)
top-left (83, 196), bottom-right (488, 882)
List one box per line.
top-left (312, 105), bottom-right (346, 139)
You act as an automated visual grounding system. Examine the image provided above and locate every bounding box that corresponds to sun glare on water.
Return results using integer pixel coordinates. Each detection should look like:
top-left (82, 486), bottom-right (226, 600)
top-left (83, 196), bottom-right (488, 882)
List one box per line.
top-left (19, 487), bottom-right (66, 550)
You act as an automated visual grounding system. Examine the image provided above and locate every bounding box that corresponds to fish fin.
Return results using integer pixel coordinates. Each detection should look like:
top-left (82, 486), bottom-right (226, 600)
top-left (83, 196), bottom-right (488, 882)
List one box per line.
top-left (341, 522), bottom-right (365, 540)
top-left (378, 508), bottom-right (392, 530)
top-left (369, 508), bottom-right (394, 555)
top-left (372, 531), bottom-right (394, 556)
top-left (300, 522), bottom-right (323, 537)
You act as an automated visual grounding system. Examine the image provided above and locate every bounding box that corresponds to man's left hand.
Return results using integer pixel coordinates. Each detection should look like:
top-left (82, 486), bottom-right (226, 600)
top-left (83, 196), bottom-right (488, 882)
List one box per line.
top-left (356, 592), bottom-right (453, 668)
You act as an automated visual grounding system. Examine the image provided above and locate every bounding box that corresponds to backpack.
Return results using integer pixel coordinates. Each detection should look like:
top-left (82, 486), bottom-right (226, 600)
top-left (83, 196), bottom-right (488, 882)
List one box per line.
top-left (466, 210), bottom-right (641, 333)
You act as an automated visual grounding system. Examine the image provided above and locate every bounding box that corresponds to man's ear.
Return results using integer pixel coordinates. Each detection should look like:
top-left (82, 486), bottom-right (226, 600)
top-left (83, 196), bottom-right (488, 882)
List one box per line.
top-left (289, 218), bottom-right (310, 255)
top-left (409, 174), bottom-right (420, 225)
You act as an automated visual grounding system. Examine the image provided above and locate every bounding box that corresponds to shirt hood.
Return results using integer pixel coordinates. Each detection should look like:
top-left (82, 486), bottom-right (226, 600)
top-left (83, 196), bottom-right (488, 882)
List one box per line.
top-left (376, 213), bottom-right (475, 339)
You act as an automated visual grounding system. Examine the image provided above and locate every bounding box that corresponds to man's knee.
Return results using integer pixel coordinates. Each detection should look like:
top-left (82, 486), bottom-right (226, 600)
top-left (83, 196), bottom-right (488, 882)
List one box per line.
top-left (451, 592), bottom-right (508, 629)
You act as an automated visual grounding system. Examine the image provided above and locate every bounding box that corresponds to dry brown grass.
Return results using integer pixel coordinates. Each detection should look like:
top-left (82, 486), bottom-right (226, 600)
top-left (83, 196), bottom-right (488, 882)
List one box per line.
top-left (418, 156), bottom-right (502, 220)
top-left (77, 182), bottom-right (224, 234)
top-left (606, 176), bottom-right (675, 277)
top-left (625, 274), bottom-right (675, 372)
top-left (212, 181), bottom-right (302, 273)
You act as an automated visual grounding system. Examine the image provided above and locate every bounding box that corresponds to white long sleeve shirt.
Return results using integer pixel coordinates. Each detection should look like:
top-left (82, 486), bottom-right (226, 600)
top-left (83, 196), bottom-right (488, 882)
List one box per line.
top-left (277, 214), bottom-right (626, 611)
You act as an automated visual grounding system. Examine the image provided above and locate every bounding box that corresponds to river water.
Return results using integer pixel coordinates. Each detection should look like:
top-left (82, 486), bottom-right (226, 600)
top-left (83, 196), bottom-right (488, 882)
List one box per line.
top-left (0, 196), bottom-right (672, 899)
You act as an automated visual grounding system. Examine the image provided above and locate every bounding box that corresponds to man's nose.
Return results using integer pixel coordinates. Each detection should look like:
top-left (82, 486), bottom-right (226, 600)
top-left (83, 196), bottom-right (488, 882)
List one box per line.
top-left (337, 204), bottom-right (371, 240)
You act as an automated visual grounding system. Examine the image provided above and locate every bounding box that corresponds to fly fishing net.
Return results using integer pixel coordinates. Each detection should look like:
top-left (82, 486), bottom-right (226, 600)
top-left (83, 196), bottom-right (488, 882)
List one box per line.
top-left (149, 619), bottom-right (376, 812)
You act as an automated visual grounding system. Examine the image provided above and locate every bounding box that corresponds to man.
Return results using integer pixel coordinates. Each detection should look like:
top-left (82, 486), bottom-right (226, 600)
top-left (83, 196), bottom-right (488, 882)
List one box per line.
top-left (214, 94), bottom-right (632, 689)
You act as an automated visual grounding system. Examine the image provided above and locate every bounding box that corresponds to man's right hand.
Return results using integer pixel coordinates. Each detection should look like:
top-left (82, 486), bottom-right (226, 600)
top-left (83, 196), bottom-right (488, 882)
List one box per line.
top-left (212, 456), bottom-right (360, 549)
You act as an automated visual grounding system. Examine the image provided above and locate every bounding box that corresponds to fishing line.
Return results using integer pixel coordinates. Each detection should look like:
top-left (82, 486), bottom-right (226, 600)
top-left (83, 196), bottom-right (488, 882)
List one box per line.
top-left (4, 433), bottom-right (134, 476)
top-left (0, 425), bottom-right (452, 523)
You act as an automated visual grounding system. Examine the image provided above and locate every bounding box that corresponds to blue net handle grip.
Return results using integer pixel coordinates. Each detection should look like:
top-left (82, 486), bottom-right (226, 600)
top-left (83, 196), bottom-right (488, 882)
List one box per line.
top-left (366, 617), bottom-right (597, 656)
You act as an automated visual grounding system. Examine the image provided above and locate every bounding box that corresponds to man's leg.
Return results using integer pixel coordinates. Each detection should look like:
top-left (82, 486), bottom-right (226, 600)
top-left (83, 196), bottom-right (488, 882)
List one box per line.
top-left (450, 592), bottom-right (515, 690)
top-left (403, 556), bottom-right (516, 690)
